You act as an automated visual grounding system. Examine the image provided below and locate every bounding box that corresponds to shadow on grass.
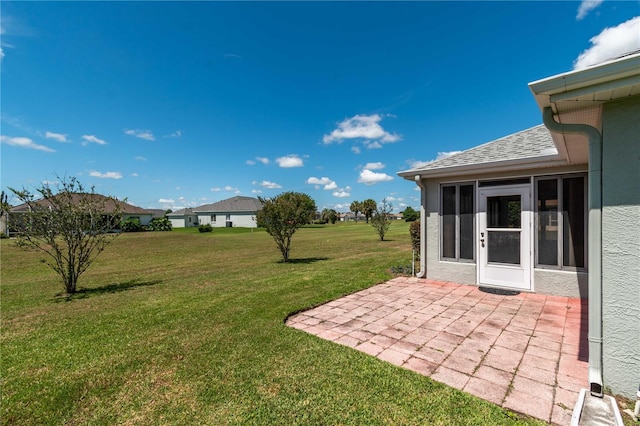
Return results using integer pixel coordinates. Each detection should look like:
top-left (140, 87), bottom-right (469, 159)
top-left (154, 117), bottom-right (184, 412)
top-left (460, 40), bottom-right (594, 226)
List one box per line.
top-left (278, 257), bottom-right (329, 265)
top-left (54, 279), bottom-right (162, 302)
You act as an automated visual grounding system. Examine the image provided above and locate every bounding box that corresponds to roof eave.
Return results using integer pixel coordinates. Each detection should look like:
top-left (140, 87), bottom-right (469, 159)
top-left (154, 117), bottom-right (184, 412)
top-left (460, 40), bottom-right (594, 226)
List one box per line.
top-left (529, 53), bottom-right (640, 111)
top-left (398, 155), bottom-right (569, 180)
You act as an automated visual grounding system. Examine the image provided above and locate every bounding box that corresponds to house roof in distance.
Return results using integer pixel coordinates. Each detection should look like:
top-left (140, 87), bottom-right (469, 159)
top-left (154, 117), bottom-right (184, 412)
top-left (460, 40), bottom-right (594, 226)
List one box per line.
top-left (193, 196), bottom-right (262, 213)
top-left (398, 125), bottom-right (567, 179)
top-left (11, 193), bottom-right (153, 215)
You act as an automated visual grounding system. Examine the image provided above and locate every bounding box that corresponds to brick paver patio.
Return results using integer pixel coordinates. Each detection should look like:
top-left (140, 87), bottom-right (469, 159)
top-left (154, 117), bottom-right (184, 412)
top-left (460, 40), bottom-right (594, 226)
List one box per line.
top-left (286, 277), bottom-right (588, 425)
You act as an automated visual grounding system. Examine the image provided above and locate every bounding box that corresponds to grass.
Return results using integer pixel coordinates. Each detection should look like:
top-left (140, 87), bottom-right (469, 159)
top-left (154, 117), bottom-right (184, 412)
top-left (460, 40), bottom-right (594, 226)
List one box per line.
top-left (1, 222), bottom-right (542, 425)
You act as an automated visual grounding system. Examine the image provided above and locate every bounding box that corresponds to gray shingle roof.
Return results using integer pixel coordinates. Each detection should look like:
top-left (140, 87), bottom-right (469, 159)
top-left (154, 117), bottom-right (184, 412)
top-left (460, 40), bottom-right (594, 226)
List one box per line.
top-left (401, 125), bottom-right (558, 175)
top-left (193, 196), bottom-right (262, 213)
top-left (167, 208), bottom-right (194, 216)
top-left (11, 193), bottom-right (153, 215)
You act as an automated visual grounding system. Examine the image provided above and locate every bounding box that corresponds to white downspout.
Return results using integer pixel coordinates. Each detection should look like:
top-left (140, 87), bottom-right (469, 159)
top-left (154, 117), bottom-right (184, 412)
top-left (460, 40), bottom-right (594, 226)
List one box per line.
top-left (415, 175), bottom-right (427, 278)
top-left (542, 107), bottom-right (604, 397)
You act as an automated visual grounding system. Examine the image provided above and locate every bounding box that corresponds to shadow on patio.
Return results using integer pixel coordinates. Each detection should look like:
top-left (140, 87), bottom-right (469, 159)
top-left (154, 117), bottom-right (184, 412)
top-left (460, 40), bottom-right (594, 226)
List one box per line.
top-left (287, 277), bottom-right (588, 425)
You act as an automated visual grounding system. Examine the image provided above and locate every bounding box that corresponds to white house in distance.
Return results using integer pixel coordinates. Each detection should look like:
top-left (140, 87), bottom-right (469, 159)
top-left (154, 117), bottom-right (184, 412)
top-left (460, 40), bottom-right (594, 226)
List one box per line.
top-left (168, 196), bottom-right (262, 228)
top-left (399, 51), bottom-right (639, 399)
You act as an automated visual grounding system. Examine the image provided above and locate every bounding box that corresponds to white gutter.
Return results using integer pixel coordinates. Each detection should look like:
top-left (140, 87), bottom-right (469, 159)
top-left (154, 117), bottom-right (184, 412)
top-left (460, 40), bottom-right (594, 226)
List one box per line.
top-left (542, 107), bottom-right (604, 398)
top-left (414, 175), bottom-right (427, 278)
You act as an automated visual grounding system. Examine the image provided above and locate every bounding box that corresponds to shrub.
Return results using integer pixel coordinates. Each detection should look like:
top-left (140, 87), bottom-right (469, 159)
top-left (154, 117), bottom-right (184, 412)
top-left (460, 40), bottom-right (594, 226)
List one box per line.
top-left (148, 217), bottom-right (172, 231)
top-left (120, 218), bottom-right (144, 233)
top-left (198, 224), bottom-right (213, 233)
top-left (410, 220), bottom-right (420, 254)
top-left (0, 232), bottom-right (7, 239)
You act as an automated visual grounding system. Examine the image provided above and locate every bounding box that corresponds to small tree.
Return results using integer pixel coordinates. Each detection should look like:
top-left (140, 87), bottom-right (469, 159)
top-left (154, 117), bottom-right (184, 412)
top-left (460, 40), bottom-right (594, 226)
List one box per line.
top-left (321, 208), bottom-right (339, 224)
top-left (402, 206), bottom-right (419, 222)
top-left (371, 198), bottom-right (393, 241)
top-left (361, 199), bottom-right (377, 223)
top-left (257, 192), bottom-right (316, 262)
top-left (409, 220), bottom-right (420, 254)
top-left (9, 177), bottom-right (122, 294)
top-left (350, 200), bottom-right (362, 222)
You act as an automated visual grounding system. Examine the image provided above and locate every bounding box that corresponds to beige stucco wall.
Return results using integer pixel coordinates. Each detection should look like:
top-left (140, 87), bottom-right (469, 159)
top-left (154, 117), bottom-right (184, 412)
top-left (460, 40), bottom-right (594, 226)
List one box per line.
top-left (421, 164), bottom-right (589, 298)
top-left (600, 95), bottom-right (640, 398)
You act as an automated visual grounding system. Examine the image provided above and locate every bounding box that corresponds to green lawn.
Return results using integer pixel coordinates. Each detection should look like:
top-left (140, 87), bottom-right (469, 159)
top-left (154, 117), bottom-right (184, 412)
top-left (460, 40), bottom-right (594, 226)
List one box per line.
top-left (1, 222), bottom-right (542, 425)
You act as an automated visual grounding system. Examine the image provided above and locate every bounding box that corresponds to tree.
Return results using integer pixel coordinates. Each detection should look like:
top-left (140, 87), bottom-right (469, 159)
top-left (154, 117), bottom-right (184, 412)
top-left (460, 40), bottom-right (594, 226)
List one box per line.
top-left (321, 208), bottom-right (338, 224)
top-left (361, 199), bottom-right (377, 223)
top-left (371, 198), bottom-right (393, 241)
top-left (9, 177), bottom-right (122, 294)
top-left (257, 192), bottom-right (316, 262)
top-left (402, 206), bottom-right (419, 222)
top-left (350, 200), bottom-right (362, 222)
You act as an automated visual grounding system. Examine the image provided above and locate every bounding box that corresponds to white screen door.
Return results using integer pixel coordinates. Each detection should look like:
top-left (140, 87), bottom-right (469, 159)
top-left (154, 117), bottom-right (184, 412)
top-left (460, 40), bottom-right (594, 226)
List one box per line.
top-left (478, 186), bottom-right (531, 291)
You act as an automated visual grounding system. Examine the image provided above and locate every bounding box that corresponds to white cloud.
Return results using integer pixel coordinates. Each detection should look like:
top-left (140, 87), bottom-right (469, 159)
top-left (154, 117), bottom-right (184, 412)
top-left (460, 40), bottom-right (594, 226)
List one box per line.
top-left (307, 176), bottom-right (338, 190)
top-left (576, 0), bottom-right (603, 20)
top-left (131, 173), bottom-right (139, 177)
top-left (211, 185), bottom-right (239, 192)
top-left (89, 171), bottom-right (122, 179)
top-left (323, 114), bottom-right (401, 145)
top-left (259, 180), bottom-right (282, 189)
top-left (276, 155), bottom-right (304, 168)
top-left (364, 162), bottom-right (385, 170)
top-left (256, 157), bottom-right (270, 164)
top-left (1, 135), bottom-right (55, 152)
top-left (573, 17), bottom-right (640, 70)
top-left (82, 135), bottom-right (107, 145)
top-left (351, 146), bottom-right (361, 154)
top-left (365, 141), bottom-right (383, 149)
top-left (159, 198), bottom-right (175, 204)
top-left (164, 130), bottom-right (182, 138)
top-left (246, 160), bottom-right (256, 165)
top-left (436, 150), bottom-right (462, 160)
top-left (134, 156), bottom-right (147, 161)
top-left (307, 176), bottom-right (332, 185)
top-left (358, 169), bottom-right (394, 185)
top-left (408, 159), bottom-right (431, 169)
top-left (45, 131), bottom-right (68, 143)
top-left (251, 189), bottom-right (262, 194)
top-left (324, 181), bottom-right (338, 190)
top-left (332, 190), bottom-right (350, 198)
top-left (125, 129), bottom-right (155, 141)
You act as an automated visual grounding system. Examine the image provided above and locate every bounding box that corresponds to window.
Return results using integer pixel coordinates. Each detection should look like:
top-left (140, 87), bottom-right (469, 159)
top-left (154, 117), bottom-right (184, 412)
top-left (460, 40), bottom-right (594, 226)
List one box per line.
top-left (441, 183), bottom-right (475, 261)
top-left (225, 214), bottom-right (231, 221)
top-left (536, 175), bottom-right (587, 270)
top-left (211, 214), bottom-right (216, 222)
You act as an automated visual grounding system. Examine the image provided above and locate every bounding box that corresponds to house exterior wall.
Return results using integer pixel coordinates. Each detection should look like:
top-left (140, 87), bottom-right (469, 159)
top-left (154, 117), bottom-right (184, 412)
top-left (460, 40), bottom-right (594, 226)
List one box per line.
top-left (600, 95), bottom-right (640, 398)
top-left (122, 213), bottom-right (152, 226)
top-left (196, 212), bottom-right (258, 228)
top-left (421, 164), bottom-right (589, 298)
top-left (168, 214), bottom-right (198, 228)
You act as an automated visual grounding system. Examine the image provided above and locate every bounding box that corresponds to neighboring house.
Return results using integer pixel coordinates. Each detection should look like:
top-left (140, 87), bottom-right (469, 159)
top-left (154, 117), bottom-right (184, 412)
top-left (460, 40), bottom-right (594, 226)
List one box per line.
top-left (166, 208), bottom-right (198, 228)
top-left (339, 212), bottom-right (366, 222)
top-left (8, 193), bottom-right (155, 234)
top-left (399, 51), bottom-right (639, 398)
top-left (168, 196), bottom-right (262, 228)
top-left (195, 196), bottom-right (262, 228)
top-left (147, 209), bottom-right (168, 220)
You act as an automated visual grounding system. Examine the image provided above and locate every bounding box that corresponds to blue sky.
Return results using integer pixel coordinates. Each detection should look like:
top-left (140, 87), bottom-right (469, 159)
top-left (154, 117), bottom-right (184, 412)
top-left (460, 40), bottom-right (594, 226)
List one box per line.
top-left (2, 1), bottom-right (638, 212)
